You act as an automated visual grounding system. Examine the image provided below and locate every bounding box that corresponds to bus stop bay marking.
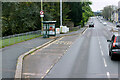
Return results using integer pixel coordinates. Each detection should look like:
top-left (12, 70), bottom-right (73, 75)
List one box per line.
top-left (54, 41), bottom-right (73, 45)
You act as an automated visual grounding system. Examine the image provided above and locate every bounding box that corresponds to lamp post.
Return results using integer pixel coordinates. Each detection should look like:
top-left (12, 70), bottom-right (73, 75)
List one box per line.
top-left (82, 2), bottom-right (84, 26)
top-left (60, 0), bottom-right (62, 26)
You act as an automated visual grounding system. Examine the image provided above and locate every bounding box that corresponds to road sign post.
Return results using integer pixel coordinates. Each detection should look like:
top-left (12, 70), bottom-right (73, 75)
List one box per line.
top-left (40, 15), bottom-right (44, 17)
top-left (40, 10), bottom-right (44, 34)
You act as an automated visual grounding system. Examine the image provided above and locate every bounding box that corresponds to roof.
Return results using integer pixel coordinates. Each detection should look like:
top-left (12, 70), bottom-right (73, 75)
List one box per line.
top-left (42, 21), bottom-right (56, 24)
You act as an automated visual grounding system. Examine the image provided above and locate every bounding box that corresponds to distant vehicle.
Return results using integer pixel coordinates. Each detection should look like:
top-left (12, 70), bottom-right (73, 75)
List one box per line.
top-left (116, 23), bottom-right (120, 27)
top-left (89, 22), bottom-right (94, 27)
top-left (101, 17), bottom-right (103, 20)
top-left (99, 20), bottom-right (102, 23)
top-left (103, 22), bottom-right (107, 26)
top-left (107, 34), bottom-right (120, 60)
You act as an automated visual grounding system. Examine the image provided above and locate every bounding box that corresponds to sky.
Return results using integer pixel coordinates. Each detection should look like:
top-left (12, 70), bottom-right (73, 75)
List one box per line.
top-left (90, 0), bottom-right (120, 12)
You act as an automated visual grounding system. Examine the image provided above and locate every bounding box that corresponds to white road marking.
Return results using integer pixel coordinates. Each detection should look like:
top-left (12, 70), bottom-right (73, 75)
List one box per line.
top-left (97, 33), bottom-right (104, 56)
top-left (23, 73), bottom-right (41, 76)
top-left (107, 50), bottom-right (109, 56)
top-left (82, 28), bottom-right (88, 34)
top-left (98, 41), bottom-right (101, 45)
top-left (101, 50), bottom-right (104, 56)
top-left (96, 22), bottom-right (113, 79)
top-left (107, 72), bottom-right (110, 78)
top-left (96, 30), bottom-right (109, 69)
top-left (25, 76), bottom-right (30, 78)
top-left (103, 57), bottom-right (107, 67)
top-left (46, 70), bottom-right (50, 74)
top-left (31, 37), bottom-right (63, 55)
top-left (54, 41), bottom-right (73, 45)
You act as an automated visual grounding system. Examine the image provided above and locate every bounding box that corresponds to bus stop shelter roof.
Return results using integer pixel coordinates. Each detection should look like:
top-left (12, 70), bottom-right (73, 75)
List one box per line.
top-left (42, 21), bottom-right (56, 24)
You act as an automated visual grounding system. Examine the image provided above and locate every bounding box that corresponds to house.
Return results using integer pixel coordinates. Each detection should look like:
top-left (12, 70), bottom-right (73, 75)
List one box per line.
top-left (111, 10), bottom-right (118, 23)
top-left (118, 1), bottom-right (120, 22)
top-left (111, 1), bottom-right (120, 23)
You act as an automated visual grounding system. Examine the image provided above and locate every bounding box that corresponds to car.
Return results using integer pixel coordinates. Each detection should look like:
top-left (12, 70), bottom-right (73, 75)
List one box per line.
top-left (107, 34), bottom-right (120, 60)
top-left (116, 23), bottom-right (120, 27)
top-left (99, 20), bottom-right (102, 23)
top-left (89, 22), bottom-right (94, 27)
top-left (103, 22), bottom-right (107, 26)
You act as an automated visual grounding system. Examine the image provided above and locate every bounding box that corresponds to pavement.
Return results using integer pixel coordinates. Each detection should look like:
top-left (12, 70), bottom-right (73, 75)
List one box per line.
top-left (2, 36), bottom-right (53, 78)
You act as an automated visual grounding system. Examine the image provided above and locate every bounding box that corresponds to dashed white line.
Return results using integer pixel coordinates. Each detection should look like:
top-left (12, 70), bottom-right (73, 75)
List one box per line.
top-left (107, 51), bottom-right (109, 56)
top-left (107, 72), bottom-right (110, 78)
top-left (98, 40), bottom-right (101, 45)
top-left (97, 33), bottom-right (104, 56)
top-left (101, 50), bottom-right (104, 56)
top-left (97, 31), bottom-right (108, 68)
top-left (96, 25), bottom-right (112, 79)
top-left (103, 58), bottom-right (107, 67)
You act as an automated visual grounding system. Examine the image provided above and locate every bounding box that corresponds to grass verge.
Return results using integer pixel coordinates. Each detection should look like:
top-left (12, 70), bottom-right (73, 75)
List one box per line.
top-left (0, 34), bottom-right (42, 48)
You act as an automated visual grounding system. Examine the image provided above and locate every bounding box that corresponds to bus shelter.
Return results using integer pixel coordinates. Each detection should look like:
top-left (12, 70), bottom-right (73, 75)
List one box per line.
top-left (42, 21), bottom-right (56, 38)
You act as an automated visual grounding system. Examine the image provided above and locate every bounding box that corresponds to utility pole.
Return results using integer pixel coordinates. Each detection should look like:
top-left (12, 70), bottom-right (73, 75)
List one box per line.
top-left (82, 2), bottom-right (84, 26)
top-left (41, 0), bottom-right (43, 33)
top-left (60, 0), bottom-right (62, 26)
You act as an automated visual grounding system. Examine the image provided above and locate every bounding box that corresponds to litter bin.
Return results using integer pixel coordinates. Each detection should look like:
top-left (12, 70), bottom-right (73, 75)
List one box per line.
top-left (42, 21), bottom-right (56, 38)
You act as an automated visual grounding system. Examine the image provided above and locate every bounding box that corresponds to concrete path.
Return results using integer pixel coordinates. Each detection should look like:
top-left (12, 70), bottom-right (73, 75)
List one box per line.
top-left (2, 37), bottom-right (53, 78)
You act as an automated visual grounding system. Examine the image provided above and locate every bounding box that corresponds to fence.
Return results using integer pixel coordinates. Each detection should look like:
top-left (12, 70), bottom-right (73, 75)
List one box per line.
top-left (1, 30), bottom-right (41, 48)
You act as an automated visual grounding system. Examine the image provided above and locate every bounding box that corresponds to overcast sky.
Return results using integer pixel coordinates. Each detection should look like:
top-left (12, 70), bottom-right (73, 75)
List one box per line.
top-left (90, 0), bottom-right (119, 12)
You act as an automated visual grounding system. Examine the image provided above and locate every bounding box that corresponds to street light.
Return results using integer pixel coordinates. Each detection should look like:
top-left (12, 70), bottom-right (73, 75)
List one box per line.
top-left (60, 0), bottom-right (62, 26)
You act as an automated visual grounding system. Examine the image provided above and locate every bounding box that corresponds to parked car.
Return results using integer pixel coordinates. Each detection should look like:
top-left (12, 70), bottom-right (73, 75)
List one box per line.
top-left (89, 22), bottom-right (94, 27)
top-left (103, 22), bottom-right (107, 26)
top-left (107, 34), bottom-right (120, 60)
top-left (116, 23), bottom-right (120, 27)
top-left (100, 20), bottom-right (102, 23)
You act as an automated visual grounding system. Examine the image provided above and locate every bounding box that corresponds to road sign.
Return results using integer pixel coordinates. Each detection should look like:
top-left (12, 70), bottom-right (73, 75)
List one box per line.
top-left (40, 10), bottom-right (44, 15)
top-left (40, 15), bottom-right (44, 17)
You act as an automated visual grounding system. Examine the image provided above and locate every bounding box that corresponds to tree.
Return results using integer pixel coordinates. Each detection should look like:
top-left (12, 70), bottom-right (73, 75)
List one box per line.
top-left (82, 1), bottom-right (93, 26)
top-left (2, 2), bottom-right (93, 36)
top-left (68, 2), bottom-right (82, 26)
top-left (2, 2), bottom-right (41, 36)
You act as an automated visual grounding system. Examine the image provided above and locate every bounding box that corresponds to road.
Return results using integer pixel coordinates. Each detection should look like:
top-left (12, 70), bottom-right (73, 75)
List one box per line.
top-left (22, 27), bottom-right (87, 78)
top-left (45, 17), bottom-right (120, 79)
